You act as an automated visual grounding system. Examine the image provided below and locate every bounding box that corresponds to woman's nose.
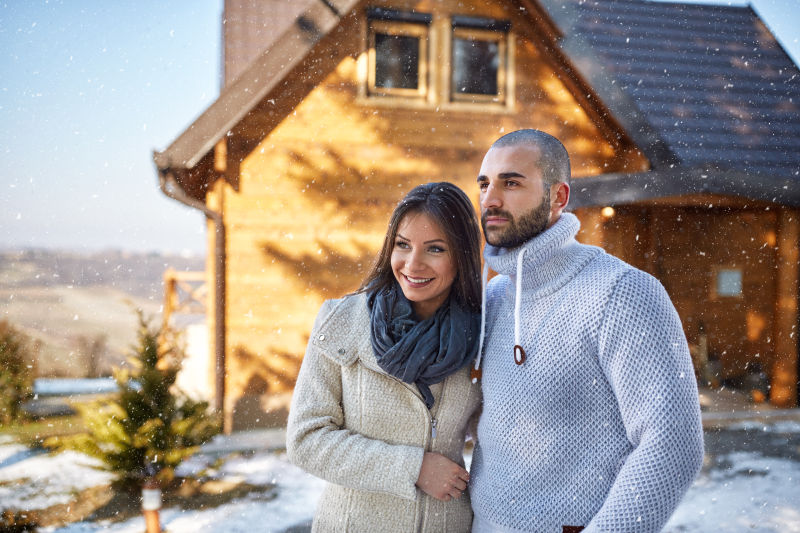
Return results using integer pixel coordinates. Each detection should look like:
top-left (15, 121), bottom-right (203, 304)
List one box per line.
top-left (406, 249), bottom-right (425, 271)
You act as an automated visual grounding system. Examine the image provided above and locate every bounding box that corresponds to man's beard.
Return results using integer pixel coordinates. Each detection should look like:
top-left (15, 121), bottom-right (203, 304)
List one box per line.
top-left (482, 191), bottom-right (551, 248)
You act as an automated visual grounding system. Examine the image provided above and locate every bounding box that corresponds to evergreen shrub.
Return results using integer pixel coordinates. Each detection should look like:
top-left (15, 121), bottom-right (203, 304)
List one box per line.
top-left (50, 311), bottom-right (220, 491)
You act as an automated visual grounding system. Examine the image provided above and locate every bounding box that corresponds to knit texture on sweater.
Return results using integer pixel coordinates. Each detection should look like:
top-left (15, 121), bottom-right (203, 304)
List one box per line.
top-left (469, 213), bottom-right (704, 533)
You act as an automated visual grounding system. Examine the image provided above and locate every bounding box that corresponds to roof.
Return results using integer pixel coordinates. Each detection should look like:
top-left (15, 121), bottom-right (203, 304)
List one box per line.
top-left (573, 163), bottom-right (800, 207)
top-left (542, 0), bottom-right (800, 206)
top-left (153, 0), bottom-right (360, 172)
top-left (154, 0), bottom-right (800, 207)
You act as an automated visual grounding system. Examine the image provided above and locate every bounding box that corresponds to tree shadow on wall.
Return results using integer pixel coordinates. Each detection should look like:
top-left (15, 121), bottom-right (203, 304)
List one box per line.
top-left (231, 346), bottom-right (303, 431)
top-left (284, 147), bottom-right (407, 221)
top-left (260, 239), bottom-right (376, 300)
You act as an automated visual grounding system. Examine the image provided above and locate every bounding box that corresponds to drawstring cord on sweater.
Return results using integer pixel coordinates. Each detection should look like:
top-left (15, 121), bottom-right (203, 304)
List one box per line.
top-left (471, 248), bottom-right (527, 384)
top-left (471, 262), bottom-right (489, 384)
top-left (513, 249), bottom-right (527, 365)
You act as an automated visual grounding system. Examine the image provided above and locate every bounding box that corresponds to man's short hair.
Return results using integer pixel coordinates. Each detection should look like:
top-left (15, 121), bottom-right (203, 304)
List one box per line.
top-left (492, 129), bottom-right (571, 186)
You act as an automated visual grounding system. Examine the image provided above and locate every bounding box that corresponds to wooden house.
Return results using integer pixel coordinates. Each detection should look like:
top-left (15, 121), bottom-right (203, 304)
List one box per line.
top-left (154, 0), bottom-right (800, 432)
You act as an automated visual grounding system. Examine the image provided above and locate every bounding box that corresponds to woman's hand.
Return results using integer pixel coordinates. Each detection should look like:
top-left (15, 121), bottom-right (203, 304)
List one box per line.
top-left (416, 452), bottom-right (470, 501)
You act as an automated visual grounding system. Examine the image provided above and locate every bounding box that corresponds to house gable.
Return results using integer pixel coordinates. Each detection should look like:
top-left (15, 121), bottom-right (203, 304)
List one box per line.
top-left (154, 0), bottom-right (651, 200)
top-left (188, 0), bottom-right (652, 429)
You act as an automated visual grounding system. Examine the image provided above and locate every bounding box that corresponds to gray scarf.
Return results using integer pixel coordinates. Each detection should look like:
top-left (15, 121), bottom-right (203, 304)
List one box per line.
top-left (368, 283), bottom-right (480, 409)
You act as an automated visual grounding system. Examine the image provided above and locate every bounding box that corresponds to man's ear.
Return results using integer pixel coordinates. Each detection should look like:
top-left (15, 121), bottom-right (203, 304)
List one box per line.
top-left (550, 182), bottom-right (570, 217)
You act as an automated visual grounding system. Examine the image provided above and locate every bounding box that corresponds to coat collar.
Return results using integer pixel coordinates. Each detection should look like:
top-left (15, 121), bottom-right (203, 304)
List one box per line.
top-left (309, 292), bottom-right (425, 401)
top-left (309, 292), bottom-right (386, 374)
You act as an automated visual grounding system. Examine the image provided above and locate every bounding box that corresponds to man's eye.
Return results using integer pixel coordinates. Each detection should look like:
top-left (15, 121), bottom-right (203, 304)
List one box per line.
top-left (478, 182), bottom-right (488, 190)
top-left (506, 181), bottom-right (519, 188)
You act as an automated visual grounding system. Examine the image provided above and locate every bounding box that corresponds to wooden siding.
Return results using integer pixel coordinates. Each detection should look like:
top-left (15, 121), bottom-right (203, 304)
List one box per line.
top-left (223, 0), bottom-right (315, 86)
top-left (213, 0), bottom-right (648, 428)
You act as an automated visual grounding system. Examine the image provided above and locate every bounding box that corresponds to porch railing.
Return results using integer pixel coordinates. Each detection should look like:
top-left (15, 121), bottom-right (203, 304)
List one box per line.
top-left (162, 269), bottom-right (207, 328)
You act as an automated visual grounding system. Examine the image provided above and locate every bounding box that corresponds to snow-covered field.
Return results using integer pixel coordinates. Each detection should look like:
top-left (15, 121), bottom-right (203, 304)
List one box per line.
top-left (667, 451), bottom-right (800, 532)
top-left (2, 422), bottom-right (799, 533)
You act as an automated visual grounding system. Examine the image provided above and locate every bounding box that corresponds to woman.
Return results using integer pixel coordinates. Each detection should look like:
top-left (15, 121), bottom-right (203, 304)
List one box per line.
top-left (287, 182), bottom-right (483, 532)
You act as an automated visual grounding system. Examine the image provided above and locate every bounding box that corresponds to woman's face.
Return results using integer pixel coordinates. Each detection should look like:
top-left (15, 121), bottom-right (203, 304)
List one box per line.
top-left (391, 211), bottom-right (457, 320)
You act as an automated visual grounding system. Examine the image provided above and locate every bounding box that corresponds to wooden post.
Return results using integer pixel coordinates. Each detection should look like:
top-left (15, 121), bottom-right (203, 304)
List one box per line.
top-left (162, 268), bottom-right (176, 331)
top-left (575, 206), bottom-right (605, 247)
top-left (643, 208), bottom-right (659, 277)
top-left (142, 476), bottom-right (162, 533)
top-left (771, 207), bottom-right (799, 407)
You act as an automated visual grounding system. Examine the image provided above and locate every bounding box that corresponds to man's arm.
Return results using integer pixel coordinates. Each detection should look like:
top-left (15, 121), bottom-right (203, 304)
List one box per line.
top-left (588, 269), bottom-right (704, 532)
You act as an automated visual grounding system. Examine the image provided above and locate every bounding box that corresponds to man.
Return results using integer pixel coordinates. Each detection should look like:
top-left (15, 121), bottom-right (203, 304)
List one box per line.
top-left (469, 129), bottom-right (704, 533)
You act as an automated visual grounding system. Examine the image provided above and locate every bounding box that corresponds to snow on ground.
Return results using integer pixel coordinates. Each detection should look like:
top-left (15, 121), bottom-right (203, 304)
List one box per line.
top-left (665, 452), bottom-right (800, 532)
top-left (0, 437), bottom-right (114, 512)
top-left (1, 422), bottom-right (799, 532)
top-left (36, 452), bottom-right (325, 533)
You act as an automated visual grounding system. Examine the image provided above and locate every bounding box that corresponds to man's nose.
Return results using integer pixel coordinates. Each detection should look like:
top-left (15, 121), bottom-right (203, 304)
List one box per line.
top-left (481, 183), bottom-right (502, 209)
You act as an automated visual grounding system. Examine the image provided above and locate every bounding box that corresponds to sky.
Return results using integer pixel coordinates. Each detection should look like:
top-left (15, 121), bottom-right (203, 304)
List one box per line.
top-left (1, 0), bottom-right (798, 255)
top-left (1, 1), bottom-right (222, 255)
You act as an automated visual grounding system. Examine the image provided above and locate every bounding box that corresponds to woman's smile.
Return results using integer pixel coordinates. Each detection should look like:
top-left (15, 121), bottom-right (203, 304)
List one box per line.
top-left (402, 274), bottom-right (435, 286)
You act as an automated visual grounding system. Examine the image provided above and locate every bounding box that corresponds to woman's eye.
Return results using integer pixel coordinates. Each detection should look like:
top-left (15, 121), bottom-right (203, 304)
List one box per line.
top-left (428, 246), bottom-right (445, 253)
top-left (395, 241), bottom-right (410, 249)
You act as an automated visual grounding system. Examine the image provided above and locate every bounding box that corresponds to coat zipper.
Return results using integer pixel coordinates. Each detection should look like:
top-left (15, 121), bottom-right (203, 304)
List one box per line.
top-left (390, 377), bottom-right (441, 444)
top-left (384, 373), bottom-right (445, 533)
top-left (420, 383), bottom-right (446, 533)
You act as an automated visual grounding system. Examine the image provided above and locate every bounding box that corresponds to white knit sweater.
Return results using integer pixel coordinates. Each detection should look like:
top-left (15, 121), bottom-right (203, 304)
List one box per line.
top-left (469, 213), bottom-right (704, 533)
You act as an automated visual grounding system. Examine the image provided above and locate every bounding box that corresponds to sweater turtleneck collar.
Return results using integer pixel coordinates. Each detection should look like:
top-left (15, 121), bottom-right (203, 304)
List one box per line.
top-left (472, 212), bottom-right (598, 379)
top-left (484, 212), bottom-right (595, 294)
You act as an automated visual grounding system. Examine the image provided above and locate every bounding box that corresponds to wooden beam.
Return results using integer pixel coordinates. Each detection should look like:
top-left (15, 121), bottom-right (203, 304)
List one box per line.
top-left (771, 207), bottom-right (799, 407)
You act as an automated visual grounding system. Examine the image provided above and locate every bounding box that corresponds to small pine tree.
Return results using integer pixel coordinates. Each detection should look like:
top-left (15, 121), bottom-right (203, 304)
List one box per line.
top-left (51, 311), bottom-right (220, 491)
top-left (0, 320), bottom-right (36, 425)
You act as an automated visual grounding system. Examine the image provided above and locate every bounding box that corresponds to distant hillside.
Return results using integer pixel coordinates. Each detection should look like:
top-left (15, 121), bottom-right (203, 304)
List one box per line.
top-left (0, 248), bottom-right (205, 300)
top-left (0, 249), bottom-right (206, 378)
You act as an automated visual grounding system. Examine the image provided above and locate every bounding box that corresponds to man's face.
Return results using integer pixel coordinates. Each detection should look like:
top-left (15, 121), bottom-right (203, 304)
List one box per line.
top-left (477, 144), bottom-right (555, 248)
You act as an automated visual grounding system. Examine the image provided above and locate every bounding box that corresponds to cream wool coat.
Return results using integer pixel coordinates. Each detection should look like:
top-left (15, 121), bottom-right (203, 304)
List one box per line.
top-left (286, 292), bottom-right (481, 532)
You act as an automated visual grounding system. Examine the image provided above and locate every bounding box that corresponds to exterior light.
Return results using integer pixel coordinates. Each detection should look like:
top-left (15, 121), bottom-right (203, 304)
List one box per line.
top-left (601, 206), bottom-right (615, 218)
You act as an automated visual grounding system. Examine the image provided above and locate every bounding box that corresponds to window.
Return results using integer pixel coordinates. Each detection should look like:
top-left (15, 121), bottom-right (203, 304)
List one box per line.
top-left (361, 9), bottom-right (512, 108)
top-left (715, 268), bottom-right (743, 298)
top-left (367, 8), bottom-right (432, 98)
top-left (450, 16), bottom-right (510, 104)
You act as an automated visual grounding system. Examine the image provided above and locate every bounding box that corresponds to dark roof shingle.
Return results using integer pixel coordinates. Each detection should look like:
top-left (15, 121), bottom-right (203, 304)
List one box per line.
top-left (568, 0), bottom-right (800, 179)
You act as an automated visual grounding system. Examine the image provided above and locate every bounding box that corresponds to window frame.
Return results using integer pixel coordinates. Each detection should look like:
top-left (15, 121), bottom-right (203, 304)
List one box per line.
top-left (449, 26), bottom-right (508, 104)
top-left (447, 15), bottom-right (511, 107)
top-left (358, 8), bottom-right (514, 112)
top-left (366, 17), bottom-right (430, 99)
